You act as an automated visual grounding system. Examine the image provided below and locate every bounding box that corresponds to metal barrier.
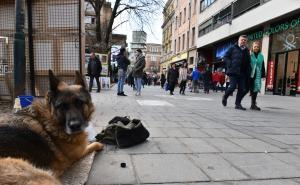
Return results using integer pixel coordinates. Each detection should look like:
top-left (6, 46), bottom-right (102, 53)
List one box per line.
top-left (0, 0), bottom-right (83, 100)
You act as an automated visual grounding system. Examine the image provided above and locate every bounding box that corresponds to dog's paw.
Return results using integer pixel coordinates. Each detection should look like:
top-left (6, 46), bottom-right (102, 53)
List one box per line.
top-left (93, 142), bottom-right (104, 151)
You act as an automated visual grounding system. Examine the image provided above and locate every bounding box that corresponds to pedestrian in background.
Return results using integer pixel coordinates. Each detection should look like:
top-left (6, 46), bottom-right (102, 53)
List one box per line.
top-left (203, 64), bottom-right (212, 94)
top-left (191, 67), bottom-right (201, 93)
top-left (179, 62), bottom-right (188, 95)
top-left (116, 48), bottom-right (130, 96)
top-left (87, 52), bottom-right (102, 93)
top-left (250, 41), bottom-right (265, 111)
top-left (160, 72), bottom-right (166, 89)
top-left (222, 35), bottom-right (251, 110)
top-left (132, 49), bottom-right (146, 96)
top-left (167, 63), bottom-right (179, 95)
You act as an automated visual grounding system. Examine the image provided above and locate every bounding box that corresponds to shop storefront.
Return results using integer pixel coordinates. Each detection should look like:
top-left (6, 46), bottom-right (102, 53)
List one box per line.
top-left (266, 16), bottom-right (300, 96)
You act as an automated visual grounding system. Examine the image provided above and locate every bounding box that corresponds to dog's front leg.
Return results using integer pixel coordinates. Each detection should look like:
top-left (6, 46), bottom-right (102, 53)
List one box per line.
top-left (82, 142), bottom-right (104, 157)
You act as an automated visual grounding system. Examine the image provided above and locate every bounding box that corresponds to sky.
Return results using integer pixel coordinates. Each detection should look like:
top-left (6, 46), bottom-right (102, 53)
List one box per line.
top-left (108, 0), bottom-right (166, 46)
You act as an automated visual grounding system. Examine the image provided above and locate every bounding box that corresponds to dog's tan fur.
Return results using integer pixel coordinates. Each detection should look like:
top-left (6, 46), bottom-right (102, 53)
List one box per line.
top-left (0, 158), bottom-right (61, 185)
top-left (2, 71), bottom-right (104, 182)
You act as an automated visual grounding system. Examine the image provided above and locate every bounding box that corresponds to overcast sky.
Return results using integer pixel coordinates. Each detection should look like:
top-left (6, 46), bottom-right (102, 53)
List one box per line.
top-left (109, 0), bottom-right (166, 46)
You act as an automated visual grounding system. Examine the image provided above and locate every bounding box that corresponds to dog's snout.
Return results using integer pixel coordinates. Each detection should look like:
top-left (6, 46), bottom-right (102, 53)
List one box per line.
top-left (68, 120), bottom-right (81, 130)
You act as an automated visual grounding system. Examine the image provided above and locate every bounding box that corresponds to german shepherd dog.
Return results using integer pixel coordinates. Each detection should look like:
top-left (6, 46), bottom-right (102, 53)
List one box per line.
top-left (0, 70), bottom-right (103, 182)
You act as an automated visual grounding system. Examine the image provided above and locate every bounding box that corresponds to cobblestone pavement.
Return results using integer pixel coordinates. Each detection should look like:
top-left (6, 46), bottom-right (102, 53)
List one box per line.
top-left (86, 85), bottom-right (300, 185)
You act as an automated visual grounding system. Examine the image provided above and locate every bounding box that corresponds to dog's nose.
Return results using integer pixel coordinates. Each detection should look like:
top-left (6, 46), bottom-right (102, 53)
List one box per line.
top-left (68, 120), bottom-right (81, 131)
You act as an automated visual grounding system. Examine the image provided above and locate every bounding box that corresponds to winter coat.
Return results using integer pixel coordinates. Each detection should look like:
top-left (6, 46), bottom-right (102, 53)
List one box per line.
top-left (167, 68), bottom-right (179, 84)
top-left (132, 55), bottom-right (146, 78)
top-left (88, 57), bottom-right (102, 77)
top-left (178, 67), bottom-right (188, 83)
top-left (224, 44), bottom-right (251, 77)
top-left (192, 69), bottom-right (200, 81)
top-left (116, 54), bottom-right (130, 71)
top-left (250, 52), bottom-right (266, 92)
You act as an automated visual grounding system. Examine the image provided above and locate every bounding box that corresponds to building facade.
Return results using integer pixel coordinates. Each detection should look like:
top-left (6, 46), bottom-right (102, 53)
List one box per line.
top-left (196, 0), bottom-right (300, 96)
top-left (161, 0), bottom-right (175, 72)
top-left (145, 43), bottom-right (162, 74)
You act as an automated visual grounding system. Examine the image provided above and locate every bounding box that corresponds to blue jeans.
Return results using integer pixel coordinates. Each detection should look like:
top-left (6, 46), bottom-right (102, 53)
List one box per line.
top-left (224, 75), bottom-right (249, 105)
top-left (134, 77), bottom-right (142, 93)
top-left (117, 69), bottom-right (126, 93)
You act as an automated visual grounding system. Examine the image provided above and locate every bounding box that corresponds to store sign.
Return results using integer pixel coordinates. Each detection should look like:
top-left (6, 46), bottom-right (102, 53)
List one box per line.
top-left (266, 60), bottom-right (275, 90)
top-left (0, 64), bottom-right (8, 75)
top-left (248, 17), bottom-right (300, 41)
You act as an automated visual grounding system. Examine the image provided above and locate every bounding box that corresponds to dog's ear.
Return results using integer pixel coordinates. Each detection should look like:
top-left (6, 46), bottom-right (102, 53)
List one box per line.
top-left (74, 71), bottom-right (87, 89)
top-left (49, 70), bottom-right (60, 93)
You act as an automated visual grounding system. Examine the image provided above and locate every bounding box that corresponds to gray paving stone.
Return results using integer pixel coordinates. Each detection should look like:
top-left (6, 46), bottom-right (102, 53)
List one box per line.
top-left (189, 154), bottom-right (248, 181)
top-left (229, 138), bottom-right (284, 152)
top-left (194, 121), bottom-right (229, 129)
top-left (86, 154), bottom-right (137, 185)
top-left (181, 128), bottom-right (211, 138)
top-left (106, 139), bottom-right (161, 154)
top-left (162, 127), bottom-right (188, 137)
top-left (220, 128), bottom-right (252, 138)
top-left (148, 127), bottom-right (167, 138)
top-left (202, 129), bottom-right (230, 137)
top-left (178, 121), bottom-right (200, 128)
top-left (153, 138), bottom-right (191, 153)
top-left (179, 138), bottom-right (219, 153)
top-left (145, 120), bottom-right (182, 128)
top-left (222, 153), bottom-right (300, 179)
top-left (266, 135), bottom-right (300, 145)
top-left (270, 153), bottom-right (300, 167)
top-left (230, 179), bottom-right (299, 185)
top-left (204, 138), bottom-right (247, 153)
top-left (132, 154), bottom-right (209, 183)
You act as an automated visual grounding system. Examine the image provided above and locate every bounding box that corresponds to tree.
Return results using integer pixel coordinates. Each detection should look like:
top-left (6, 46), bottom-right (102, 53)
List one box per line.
top-left (85, 0), bottom-right (164, 53)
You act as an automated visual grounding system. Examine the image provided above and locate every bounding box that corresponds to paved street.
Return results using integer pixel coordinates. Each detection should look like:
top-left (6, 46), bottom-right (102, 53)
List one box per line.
top-left (87, 85), bottom-right (300, 185)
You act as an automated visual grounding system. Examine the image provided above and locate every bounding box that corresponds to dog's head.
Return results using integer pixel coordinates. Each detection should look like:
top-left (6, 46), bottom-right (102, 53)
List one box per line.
top-left (47, 70), bottom-right (95, 135)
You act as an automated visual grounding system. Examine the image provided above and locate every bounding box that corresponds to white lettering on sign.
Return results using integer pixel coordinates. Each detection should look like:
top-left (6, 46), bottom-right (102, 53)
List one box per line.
top-left (0, 64), bottom-right (8, 75)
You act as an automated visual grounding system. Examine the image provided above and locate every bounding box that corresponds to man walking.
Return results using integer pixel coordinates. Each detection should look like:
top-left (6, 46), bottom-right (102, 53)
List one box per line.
top-left (116, 48), bottom-right (130, 96)
top-left (87, 52), bottom-right (102, 93)
top-left (222, 35), bottom-right (251, 110)
top-left (132, 49), bottom-right (146, 96)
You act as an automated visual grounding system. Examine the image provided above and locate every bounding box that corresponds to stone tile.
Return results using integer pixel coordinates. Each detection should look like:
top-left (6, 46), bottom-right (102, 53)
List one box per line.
top-left (230, 179), bottom-right (299, 185)
top-left (220, 128), bottom-right (252, 138)
top-left (270, 153), bottom-right (300, 167)
top-left (181, 128), bottom-right (211, 138)
top-left (105, 139), bottom-right (160, 154)
top-left (204, 138), bottom-right (246, 153)
top-left (179, 138), bottom-right (219, 153)
top-left (202, 129), bottom-right (230, 137)
top-left (195, 121), bottom-right (228, 129)
top-left (145, 120), bottom-right (181, 128)
top-left (162, 127), bottom-right (188, 137)
top-left (189, 154), bottom-right (248, 181)
top-left (178, 121), bottom-right (200, 128)
top-left (132, 154), bottom-right (209, 183)
top-left (229, 138), bottom-right (284, 152)
top-left (222, 153), bottom-right (300, 179)
top-left (148, 127), bottom-right (166, 138)
top-left (86, 154), bottom-right (137, 185)
top-left (266, 135), bottom-right (300, 145)
top-left (153, 138), bottom-right (191, 153)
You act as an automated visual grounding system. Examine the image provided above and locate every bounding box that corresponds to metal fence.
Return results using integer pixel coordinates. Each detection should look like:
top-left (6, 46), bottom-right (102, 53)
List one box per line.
top-left (0, 0), bottom-right (83, 100)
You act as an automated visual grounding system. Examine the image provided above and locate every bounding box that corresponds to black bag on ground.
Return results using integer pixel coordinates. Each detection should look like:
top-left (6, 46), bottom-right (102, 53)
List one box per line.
top-left (95, 116), bottom-right (150, 148)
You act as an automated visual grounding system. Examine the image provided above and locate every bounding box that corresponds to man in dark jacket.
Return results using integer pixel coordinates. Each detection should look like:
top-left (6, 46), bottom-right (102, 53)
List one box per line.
top-left (132, 49), bottom-right (146, 96)
top-left (167, 63), bottom-right (179, 95)
top-left (116, 48), bottom-right (130, 96)
top-left (222, 35), bottom-right (251, 110)
top-left (88, 52), bottom-right (102, 92)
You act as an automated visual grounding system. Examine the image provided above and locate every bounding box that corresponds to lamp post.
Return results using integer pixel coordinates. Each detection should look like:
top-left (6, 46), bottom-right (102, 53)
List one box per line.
top-left (14, 0), bottom-right (26, 97)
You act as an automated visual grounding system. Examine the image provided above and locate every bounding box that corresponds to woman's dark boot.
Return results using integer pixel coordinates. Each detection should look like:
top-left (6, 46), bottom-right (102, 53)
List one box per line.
top-left (250, 92), bottom-right (261, 111)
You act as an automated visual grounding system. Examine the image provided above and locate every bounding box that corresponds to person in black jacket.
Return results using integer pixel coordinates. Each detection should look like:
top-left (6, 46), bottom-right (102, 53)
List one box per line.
top-left (222, 35), bottom-right (251, 110)
top-left (167, 63), bottom-right (179, 95)
top-left (160, 73), bottom-right (166, 89)
top-left (88, 52), bottom-right (102, 93)
top-left (116, 48), bottom-right (130, 96)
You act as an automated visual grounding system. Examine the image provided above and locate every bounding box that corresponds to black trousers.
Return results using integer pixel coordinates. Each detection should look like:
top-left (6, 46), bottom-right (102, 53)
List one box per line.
top-left (251, 91), bottom-right (258, 105)
top-left (89, 76), bottom-right (100, 92)
top-left (169, 82), bottom-right (176, 94)
top-left (224, 75), bottom-right (248, 105)
top-left (179, 80), bottom-right (187, 93)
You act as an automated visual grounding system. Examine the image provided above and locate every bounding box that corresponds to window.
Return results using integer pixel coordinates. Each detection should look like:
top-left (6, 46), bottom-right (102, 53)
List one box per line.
top-left (193, 0), bottom-right (197, 14)
top-left (187, 31), bottom-right (190, 48)
top-left (198, 18), bottom-right (213, 37)
top-left (174, 39), bottom-right (177, 54)
top-left (184, 8), bottom-right (186, 23)
top-left (175, 16), bottom-right (178, 29)
top-left (178, 37), bottom-right (181, 52)
top-left (192, 27), bottom-right (195, 46)
top-left (189, 57), bottom-right (194, 65)
top-left (179, 12), bottom-right (182, 26)
top-left (182, 34), bottom-right (185, 50)
top-left (188, 3), bottom-right (191, 19)
top-left (200, 0), bottom-right (215, 12)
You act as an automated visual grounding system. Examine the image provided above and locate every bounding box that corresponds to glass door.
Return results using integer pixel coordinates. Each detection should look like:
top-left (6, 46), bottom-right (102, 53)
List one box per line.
top-left (285, 50), bottom-right (299, 96)
top-left (274, 53), bottom-right (286, 95)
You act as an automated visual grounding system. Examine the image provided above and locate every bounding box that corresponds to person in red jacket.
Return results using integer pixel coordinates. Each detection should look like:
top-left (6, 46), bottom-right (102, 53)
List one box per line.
top-left (212, 70), bottom-right (219, 92)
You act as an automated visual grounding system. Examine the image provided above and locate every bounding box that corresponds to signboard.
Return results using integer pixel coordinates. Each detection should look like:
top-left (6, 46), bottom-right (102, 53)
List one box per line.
top-left (266, 60), bottom-right (275, 90)
top-left (100, 77), bottom-right (110, 89)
